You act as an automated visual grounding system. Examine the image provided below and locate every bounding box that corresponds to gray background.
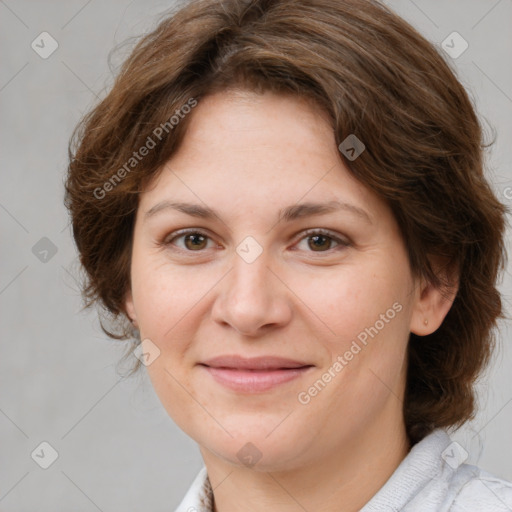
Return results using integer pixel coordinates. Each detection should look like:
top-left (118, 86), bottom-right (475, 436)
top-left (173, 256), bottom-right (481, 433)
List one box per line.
top-left (1, 0), bottom-right (511, 510)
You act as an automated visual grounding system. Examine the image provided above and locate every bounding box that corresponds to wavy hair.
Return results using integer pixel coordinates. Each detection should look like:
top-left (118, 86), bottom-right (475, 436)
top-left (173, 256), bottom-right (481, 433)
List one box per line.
top-left (64, 0), bottom-right (509, 445)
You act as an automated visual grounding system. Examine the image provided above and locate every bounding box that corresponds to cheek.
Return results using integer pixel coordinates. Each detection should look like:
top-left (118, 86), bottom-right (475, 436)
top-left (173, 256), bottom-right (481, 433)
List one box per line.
top-left (302, 262), bottom-right (412, 397)
top-left (131, 256), bottom-right (209, 338)
top-left (298, 264), bottom-right (404, 345)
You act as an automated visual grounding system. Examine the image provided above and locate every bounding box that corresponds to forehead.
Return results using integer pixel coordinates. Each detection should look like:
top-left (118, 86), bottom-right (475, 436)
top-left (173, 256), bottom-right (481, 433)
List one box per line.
top-left (137, 89), bottom-right (389, 226)
top-left (173, 89), bottom-right (335, 156)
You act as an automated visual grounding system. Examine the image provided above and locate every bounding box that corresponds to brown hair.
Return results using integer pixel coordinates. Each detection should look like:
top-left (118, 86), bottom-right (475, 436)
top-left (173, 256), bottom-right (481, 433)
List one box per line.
top-left (64, 0), bottom-right (509, 445)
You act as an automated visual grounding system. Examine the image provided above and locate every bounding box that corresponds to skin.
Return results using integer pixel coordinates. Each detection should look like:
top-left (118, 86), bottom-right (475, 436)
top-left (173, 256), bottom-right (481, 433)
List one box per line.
top-left (124, 89), bottom-right (457, 511)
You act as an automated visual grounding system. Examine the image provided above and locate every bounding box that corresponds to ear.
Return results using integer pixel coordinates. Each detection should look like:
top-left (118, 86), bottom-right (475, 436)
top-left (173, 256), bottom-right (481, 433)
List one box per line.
top-left (410, 255), bottom-right (459, 336)
top-left (124, 289), bottom-right (138, 329)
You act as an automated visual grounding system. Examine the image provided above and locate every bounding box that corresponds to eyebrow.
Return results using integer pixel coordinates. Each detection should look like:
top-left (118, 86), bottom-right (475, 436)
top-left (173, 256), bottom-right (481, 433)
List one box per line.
top-left (144, 199), bottom-right (373, 225)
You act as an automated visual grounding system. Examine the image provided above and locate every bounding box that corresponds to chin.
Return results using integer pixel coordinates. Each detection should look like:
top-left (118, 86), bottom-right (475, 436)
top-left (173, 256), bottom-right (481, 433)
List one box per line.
top-left (199, 423), bottom-right (313, 473)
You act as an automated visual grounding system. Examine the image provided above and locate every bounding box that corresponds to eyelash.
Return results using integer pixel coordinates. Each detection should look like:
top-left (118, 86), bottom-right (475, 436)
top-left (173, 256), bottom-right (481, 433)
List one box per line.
top-left (160, 228), bottom-right (351, 255)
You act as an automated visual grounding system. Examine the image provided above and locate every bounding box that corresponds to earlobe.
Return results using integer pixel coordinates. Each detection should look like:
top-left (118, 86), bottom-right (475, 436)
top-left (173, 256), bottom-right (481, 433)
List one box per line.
top-left (124, 289), bottom-right (138, 328)
top-left (410, 259), bottom-right (459, 336)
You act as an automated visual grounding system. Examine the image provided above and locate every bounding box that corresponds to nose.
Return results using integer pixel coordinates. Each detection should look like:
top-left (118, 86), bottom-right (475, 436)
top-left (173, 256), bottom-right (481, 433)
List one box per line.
top-left (210, 247), bottom-right (293, 337)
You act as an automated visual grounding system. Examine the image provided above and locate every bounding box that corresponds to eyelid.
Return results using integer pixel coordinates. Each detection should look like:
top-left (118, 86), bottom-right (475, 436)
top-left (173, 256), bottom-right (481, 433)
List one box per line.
top-left (293, 228), bottom-right (351, 250)
top-left (161, 228), bottom-right (218, 250)
top-left (161, 227), bottom-right (351, 253)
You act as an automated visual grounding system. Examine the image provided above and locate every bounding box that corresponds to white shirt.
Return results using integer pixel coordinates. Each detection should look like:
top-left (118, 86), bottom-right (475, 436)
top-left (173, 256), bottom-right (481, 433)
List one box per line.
top-left (175, 429), bottom-right (512, 511)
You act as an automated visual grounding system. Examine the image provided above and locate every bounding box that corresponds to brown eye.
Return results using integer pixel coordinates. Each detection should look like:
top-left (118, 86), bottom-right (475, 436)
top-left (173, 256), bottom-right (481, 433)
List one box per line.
top-left (183, 233), bottom-right (208, 250)
top-left (164, 230), bottom-right (214, 252)
top-left (307, 234), bottom-right (334, 252)
top-left (296, 229), bottom-right (350, 253)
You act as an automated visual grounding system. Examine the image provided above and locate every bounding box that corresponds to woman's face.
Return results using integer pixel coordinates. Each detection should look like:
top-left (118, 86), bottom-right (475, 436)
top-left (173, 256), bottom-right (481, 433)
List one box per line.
top-left (125, 89), bottom-right (429, 471)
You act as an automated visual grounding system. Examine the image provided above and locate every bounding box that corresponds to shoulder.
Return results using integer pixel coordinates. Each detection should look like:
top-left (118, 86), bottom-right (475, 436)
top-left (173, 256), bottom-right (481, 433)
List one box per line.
top-left (447, 464), bottom-right (512, 512)
top-left (362, 429), bottom-right (512, 512)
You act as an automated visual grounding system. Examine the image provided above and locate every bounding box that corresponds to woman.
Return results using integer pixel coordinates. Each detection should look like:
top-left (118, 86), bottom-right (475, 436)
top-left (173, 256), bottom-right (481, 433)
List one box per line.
top-left (64, 0), bottom-right (512, 510)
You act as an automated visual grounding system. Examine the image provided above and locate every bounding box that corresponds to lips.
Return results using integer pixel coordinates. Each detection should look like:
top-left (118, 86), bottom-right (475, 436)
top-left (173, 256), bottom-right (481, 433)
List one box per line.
top-left (198, 355), bottom-right (314, 392)
top-left (200, 355), bottom-right (312, 371)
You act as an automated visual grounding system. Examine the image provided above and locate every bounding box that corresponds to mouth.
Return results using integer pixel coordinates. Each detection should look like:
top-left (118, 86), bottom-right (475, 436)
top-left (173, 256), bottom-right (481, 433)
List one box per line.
top-left (198, 355), bottom-right (314, 393)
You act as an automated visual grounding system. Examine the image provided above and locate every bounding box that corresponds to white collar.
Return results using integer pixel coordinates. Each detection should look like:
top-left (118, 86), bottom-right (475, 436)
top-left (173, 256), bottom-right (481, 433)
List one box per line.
top-left (175, 465), bottom-right (214, 512)
top-left (174, 429), bottom-right (490, 511)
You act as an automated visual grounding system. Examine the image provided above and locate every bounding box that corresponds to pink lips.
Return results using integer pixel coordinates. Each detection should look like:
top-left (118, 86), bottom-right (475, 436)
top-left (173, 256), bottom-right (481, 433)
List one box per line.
top-left (199, 355), bottom-right (314, 392)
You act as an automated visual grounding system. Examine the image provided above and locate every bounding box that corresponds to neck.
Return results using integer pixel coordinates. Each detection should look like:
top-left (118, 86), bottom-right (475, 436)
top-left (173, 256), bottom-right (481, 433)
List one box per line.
top-left (201, 409), bottom-right (411, 512)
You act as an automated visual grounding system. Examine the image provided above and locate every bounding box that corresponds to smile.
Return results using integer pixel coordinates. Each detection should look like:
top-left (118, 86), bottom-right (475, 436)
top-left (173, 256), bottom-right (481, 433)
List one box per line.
top-left (200, 366), bottom-right (314, 392)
